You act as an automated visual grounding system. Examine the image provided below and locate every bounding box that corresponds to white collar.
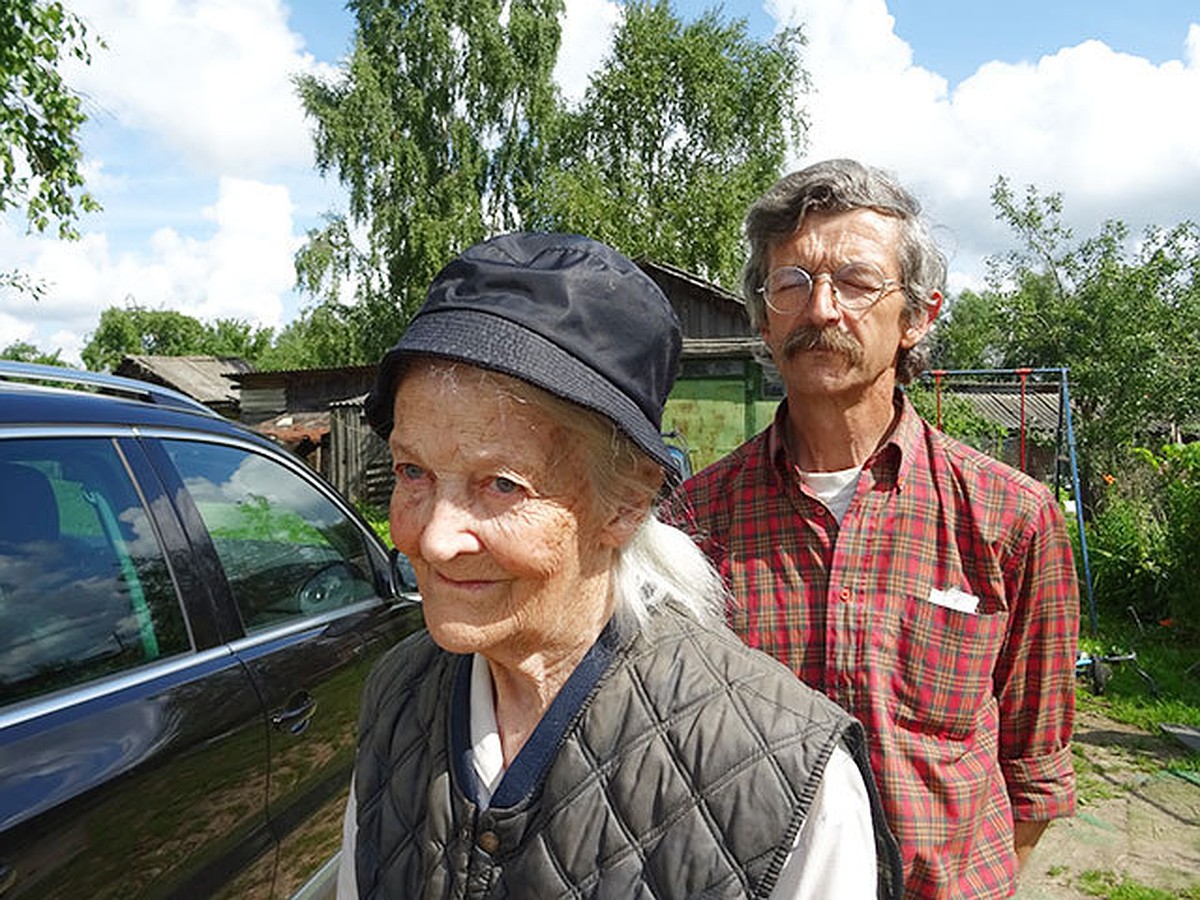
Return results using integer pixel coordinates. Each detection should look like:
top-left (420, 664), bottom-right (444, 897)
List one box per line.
top-left (469, 653), bottom-right (506, 808)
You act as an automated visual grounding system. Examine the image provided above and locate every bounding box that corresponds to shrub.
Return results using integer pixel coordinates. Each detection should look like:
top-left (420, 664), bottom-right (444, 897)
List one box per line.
top-left (1142, 443), bottom-right (1200, 636)
top-left (1086, 444), bottom-right (1200, 637)
top-left (906, 383), bottom-right (1009, 453)
top-left (1086, 490), bottom-right (1168, 624)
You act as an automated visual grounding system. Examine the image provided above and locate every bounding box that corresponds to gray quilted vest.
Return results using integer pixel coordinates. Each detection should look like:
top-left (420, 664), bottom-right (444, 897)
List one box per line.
top-left (354, 606), bottom-right (900, 898)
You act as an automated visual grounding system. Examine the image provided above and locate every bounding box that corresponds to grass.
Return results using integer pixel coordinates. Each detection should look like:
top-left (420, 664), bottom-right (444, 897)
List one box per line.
top-left (1073, 612), bottom-right (1200, 817)
top-left (1078, 614), bottom-right (1200, 735)
top-left (1075, 870), bottom-right (1200, 899)
top-left (1070, 742), bottom-right (1123, 806)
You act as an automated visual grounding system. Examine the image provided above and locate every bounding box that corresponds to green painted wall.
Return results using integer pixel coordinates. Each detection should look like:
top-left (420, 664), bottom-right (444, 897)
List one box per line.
top-left (663, 363), bottom-right (779, 474)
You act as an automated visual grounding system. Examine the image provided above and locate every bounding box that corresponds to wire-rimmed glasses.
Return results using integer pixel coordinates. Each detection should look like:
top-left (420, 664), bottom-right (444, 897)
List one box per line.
top-left (757, 261), bottom-right (903, 314)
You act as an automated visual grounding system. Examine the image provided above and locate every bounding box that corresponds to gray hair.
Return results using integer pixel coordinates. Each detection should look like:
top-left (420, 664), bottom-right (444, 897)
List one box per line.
top-left (610, 516), bottom-right (726, 634)
top-left (528, 384), bottom-right (726, 634)
top-left (742, 158), bottom-right (947, 384)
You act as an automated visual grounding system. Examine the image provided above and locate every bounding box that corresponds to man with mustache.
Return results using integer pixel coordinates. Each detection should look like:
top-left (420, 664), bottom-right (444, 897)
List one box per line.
top-left (666, 159), bottom-right (1079, 899)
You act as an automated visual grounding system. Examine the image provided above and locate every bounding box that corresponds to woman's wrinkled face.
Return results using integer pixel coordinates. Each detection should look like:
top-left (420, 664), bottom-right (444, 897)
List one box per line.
top-left (388, 362), bottom-right (619, 660)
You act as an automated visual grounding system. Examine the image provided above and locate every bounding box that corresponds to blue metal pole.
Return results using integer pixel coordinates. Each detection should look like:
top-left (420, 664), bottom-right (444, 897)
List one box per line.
top-left (1060, 367), bottom-right (1097, 634)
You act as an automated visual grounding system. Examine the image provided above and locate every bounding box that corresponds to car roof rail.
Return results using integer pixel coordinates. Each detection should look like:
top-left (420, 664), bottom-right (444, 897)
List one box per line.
top-left (0, 360), bottom-right (223, 418)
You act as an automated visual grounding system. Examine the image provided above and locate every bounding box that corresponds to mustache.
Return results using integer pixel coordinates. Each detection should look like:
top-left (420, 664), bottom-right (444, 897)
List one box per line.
top-left (781, 326), bottom-right (863, 364)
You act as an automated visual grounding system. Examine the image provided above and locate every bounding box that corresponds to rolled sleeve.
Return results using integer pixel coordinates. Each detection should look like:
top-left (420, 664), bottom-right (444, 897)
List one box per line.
top-left (995, 498), bottom-right (1079, 822)
top-left (1002, 743), bottom-right (1077, 821)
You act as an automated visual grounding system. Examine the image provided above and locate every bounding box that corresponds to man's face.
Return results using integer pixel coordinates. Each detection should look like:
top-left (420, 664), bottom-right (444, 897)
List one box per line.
top-left (759, 208), bottom-right (937, 404)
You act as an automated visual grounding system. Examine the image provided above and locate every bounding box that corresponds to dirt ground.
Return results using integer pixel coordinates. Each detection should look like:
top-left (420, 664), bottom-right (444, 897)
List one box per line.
top-left (1017, 708), bottom-right (1200, 898)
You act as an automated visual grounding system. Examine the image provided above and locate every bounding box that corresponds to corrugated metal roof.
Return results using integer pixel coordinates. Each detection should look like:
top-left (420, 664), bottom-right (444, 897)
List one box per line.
top-left (331, 392), bottom-right (369, 409)
top-left (935, 384), bottom-right (1062, 433)
top-left (231, 364), bottom-right (377, 382)
top-left (116, 355), bottom-right (253, 405)
top-left (251, 410), bottom-right (330, 443)
top-left (636, 258), bottom-right (745, 309)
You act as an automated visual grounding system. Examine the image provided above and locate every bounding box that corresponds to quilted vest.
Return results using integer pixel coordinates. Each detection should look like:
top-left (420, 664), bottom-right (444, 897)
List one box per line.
top-left (354, 605), bottom-right (900, 899)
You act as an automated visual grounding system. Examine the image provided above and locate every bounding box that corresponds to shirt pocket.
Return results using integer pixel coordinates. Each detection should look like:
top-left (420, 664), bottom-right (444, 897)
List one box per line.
top-left (878, 593), bottom-right (1008, 741)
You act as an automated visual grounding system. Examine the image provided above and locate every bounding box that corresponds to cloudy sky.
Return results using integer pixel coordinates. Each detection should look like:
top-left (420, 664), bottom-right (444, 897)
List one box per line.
top-left (2, 0), bottom-right (1198, 364)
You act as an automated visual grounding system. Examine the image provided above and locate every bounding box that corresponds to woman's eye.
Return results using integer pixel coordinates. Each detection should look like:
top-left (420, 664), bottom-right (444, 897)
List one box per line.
top-left (492, 475), bottom-right (520, 495)
top-left (397, 462), bottom-right (425, 481)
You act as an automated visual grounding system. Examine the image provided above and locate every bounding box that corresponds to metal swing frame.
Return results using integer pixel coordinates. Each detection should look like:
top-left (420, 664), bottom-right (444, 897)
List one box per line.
top-left (923, 366), bottom-right (1097, 635)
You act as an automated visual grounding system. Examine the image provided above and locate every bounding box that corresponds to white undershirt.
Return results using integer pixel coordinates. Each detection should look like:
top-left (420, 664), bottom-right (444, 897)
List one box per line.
top-left (799, 465), bottom-right (863, 524)
top-left (338, 654), bottom-right (878, 898)
top-left (469, 651), bottom-right (505, 807)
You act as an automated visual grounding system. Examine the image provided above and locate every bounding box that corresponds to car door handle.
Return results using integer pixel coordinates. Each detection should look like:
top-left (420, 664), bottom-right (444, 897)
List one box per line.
top-left (271, 692), bottom-right (318, 735)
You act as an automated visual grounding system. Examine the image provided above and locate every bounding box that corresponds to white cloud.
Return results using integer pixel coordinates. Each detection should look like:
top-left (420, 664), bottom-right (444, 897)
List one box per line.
top-left (1, 179), bottom-right (298, 364)
top-left (78, 158), bottom-right (129, 197)
top-left (769, 0), bottom-right (1200, 286)
top-left (68, 0), bottom-right (338, 174)
top-left (1, 0), bottom-right (331, 362)
top-left (7, 0), bottom-right (623, 364)
top-left (0, 311), bottom-right (36, 349)
top-left (199, 178), bottom-right (298, 322)
top-left (952, 43), bottom-right (1200, 205)
top-left (556, 0), bottom-right (622, 104)
top-left (1, 224), bottom-right (112, 329)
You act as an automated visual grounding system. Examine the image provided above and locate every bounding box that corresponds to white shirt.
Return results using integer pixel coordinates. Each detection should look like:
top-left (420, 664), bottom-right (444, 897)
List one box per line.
top-left (799, 465), bottom-right (863, 524)
top-left (338, 654), bottom-right (878, 898)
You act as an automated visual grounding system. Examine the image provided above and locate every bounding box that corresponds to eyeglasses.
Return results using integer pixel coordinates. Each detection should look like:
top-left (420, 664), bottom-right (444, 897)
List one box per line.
top-left (757, 261), bottom-right (903, 314)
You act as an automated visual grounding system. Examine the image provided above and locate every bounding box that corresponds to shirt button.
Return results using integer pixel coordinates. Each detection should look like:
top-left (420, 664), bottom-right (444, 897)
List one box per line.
top-left (478, 831), bottom-right (500, 854)
top-left (839, 587), bottom-right (852, 601)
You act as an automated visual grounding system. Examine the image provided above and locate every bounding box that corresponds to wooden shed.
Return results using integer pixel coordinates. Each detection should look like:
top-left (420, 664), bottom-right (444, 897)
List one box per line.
top-left (114, 354), bottom-right (254, 418)
top-left (329, 394), bottom-right (393, 511)
top-left (233, 365), bottom-right (377, 478)
top-left (637, 259), bottom-right (776, 473)
top-left (234, 365), bottom-right (377, 426)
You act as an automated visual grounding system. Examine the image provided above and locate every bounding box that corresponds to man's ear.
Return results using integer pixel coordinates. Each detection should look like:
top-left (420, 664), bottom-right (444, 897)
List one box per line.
top-left (901, 290), bottom-right (943, 349)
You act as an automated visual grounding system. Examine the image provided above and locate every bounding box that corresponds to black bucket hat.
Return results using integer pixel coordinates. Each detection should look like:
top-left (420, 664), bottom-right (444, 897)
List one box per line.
top-left (365, 232), bottom-right (683, 480)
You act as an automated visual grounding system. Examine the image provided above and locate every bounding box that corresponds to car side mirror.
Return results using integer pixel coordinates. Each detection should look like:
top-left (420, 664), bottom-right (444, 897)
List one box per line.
top-left (388, 547), bottom-right (420, 597)
top-left (662, 430), bottom-right (693, 480)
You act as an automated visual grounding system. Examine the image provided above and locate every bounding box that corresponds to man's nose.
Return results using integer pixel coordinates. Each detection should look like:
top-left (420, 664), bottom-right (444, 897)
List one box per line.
top-left (806, 273), bottom-right (841, 324)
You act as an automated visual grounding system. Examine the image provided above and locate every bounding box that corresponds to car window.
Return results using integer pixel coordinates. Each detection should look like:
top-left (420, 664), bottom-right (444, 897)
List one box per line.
top-left (0, 439), bottom-right (189, 708)
top-left (161, 440), bottom-right (378, 631)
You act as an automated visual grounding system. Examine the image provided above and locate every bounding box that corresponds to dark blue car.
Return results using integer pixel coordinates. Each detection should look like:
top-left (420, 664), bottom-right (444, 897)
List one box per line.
top-left (0, 362), bottom-right (421, 899)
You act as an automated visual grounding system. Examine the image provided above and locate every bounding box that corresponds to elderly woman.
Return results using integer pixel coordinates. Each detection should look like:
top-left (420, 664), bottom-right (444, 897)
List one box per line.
top-left (338, 233), bottom-right (901, 899)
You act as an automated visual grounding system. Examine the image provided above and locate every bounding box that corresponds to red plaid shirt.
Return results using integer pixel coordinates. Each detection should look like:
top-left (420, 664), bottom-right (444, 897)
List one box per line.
top-left (666, 394), bottom-right (1077, 899)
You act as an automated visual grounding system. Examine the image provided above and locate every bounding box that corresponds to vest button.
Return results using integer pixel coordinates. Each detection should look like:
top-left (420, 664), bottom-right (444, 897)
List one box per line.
top-left (478, 830), bottom-right (500, 854)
